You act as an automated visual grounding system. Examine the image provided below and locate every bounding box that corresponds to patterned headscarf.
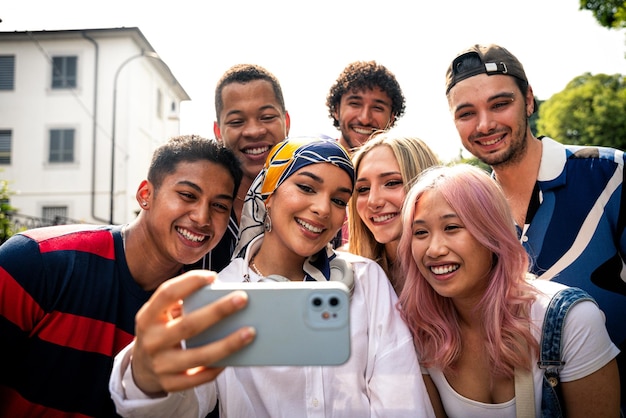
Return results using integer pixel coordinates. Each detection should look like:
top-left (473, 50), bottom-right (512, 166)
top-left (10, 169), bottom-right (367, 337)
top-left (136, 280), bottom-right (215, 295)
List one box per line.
top-left (233, 136), bottom-right (354, 259)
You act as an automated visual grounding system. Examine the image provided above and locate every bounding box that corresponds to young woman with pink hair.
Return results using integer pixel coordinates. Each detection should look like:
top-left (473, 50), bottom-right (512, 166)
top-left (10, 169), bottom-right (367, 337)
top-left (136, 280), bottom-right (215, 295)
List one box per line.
top-left (398, 164), bottom-right (619, 417)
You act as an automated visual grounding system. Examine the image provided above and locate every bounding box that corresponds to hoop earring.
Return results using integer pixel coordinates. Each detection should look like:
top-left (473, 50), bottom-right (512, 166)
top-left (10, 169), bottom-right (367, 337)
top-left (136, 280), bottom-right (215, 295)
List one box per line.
top-left (264, 208), bottom-right (272, 233)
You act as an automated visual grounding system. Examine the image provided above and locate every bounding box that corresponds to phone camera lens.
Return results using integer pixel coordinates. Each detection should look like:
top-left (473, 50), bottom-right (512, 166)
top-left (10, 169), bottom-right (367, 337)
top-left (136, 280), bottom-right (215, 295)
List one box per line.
top-left (312, 297), bottom-right (322, 306)
top-left (329, 297), bottom-right (339, 306)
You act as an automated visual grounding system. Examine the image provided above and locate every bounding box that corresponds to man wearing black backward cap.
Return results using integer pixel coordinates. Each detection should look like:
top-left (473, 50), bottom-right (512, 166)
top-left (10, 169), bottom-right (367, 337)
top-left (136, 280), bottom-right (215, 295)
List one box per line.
top-left (445, 43), bottom-right (626, 413)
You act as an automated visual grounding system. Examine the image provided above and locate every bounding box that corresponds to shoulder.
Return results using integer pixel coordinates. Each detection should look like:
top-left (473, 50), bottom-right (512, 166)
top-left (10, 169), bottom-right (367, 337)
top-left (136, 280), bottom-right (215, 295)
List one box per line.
top-left (529, 279), bottom-right (573, 320)
top-left (529, 278), bottom-right (569, 299)
top-left (334, 251), bottom-right (398, 300)
top-left (529, 280), bottom-right (606, 330)
top-left (333, 251), bottom-right (388, 279)
top-left (334, 250), bottom-right (381, 268)
top-left (540, 137), bottom-right (623, 181)
top-left (217, 258), bottom-right (246, 282)
top-left (21, 224), bottom-right (112, 240)
top-left (4, 224), bottom-right (116, 254)
top-left (543, 136), bottom-right (624, 163)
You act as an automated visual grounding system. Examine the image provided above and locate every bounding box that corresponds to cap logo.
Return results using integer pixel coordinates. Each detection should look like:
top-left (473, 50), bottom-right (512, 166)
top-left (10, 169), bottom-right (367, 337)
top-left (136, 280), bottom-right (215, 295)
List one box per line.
top-left (446, 47), bottom-right (528, 94)
top-left (485, 62), bottom-right (508, 74)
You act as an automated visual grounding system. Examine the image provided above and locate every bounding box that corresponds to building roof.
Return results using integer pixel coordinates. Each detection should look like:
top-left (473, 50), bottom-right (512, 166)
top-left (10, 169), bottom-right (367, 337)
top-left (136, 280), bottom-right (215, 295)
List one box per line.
top-left (0, 27), bottom-right (190, 100)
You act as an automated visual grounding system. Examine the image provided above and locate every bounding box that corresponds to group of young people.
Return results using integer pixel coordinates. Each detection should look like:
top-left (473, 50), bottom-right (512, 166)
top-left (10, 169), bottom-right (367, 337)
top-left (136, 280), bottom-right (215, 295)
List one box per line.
top-left (1, 43), bottom-right (624, 418)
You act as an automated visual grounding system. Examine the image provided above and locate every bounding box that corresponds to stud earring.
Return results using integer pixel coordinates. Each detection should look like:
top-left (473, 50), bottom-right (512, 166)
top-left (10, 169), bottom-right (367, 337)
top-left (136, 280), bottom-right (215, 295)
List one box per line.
top-left (142, 202), bottom-right (148, 207)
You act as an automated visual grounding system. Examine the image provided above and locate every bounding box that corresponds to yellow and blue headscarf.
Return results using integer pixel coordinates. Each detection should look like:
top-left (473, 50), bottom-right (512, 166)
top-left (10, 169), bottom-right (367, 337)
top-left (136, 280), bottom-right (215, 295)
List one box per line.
top-left (233, 136), bottom-right (354, 260)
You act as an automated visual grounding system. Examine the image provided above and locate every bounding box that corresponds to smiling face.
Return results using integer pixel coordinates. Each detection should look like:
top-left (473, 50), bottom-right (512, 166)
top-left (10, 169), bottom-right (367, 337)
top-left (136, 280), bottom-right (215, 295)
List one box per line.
top-left (141, 160), bottom-right (235, 265)
top-left (334, 87), bottom-right (394, 150)
top-left (355, 145), bottom-right (405, 249)
top-left (264, 162), bottom-right (352, 259)
top-left (448, 73), bottom-right (534, 168)
top-left (214, 79), bottom-right (290, 183)
top-left (410, 189), bottom-right (493, 302)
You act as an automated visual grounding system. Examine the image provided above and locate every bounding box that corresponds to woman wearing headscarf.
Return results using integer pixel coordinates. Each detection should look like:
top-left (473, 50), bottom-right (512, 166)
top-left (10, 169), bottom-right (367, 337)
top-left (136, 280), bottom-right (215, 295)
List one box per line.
top-left (110, 136), bottom-right (436, 418)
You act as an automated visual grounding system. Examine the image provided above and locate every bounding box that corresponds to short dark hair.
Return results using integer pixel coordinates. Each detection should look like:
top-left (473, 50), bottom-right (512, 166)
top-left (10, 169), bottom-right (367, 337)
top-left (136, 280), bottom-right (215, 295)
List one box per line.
top-left (326, 61), bottom-right (405, 129)
top-left (148, 135), bottom-right (243, 197)
top-left (214, 64), bottom-right (286, 121)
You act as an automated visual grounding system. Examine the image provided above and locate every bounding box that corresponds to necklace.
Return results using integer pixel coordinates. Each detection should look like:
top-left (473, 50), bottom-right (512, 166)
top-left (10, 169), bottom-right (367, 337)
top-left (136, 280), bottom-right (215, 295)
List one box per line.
top-left (249, 255), bottom-right (264, 277)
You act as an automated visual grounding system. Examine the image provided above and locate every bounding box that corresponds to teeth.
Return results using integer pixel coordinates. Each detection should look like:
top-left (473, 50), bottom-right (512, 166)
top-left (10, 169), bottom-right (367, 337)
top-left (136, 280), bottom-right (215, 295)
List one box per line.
top-left (372, 213), bottom-right (396, 223)
top-left (431, 264), bottom-right (459, 275)
top-left (353, 127), bottom-right (375, 135)
top-left (244, 146), bottom-right (269, 155)
top-left (481, 137), bottom-right (502, 146)
top-left (176, 227), bottom-right (206, 242)
top-left (297, 219), bottom-right (323, 233)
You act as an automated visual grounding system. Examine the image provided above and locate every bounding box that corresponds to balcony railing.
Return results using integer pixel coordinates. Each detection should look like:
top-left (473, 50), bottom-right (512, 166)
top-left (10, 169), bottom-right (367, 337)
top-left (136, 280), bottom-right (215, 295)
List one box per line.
top-left (1, 212), bottom-right (87, 244)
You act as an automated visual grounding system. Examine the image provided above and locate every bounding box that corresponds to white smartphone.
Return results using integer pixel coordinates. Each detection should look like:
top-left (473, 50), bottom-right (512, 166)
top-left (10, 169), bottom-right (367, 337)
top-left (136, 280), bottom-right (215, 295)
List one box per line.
top-left (182, 280), bottom-right (351, 367)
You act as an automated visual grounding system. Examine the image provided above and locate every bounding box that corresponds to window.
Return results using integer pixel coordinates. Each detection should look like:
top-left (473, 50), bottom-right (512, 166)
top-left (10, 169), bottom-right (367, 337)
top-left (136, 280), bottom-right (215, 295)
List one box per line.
top-left (42, 206), bottom-right (68, 224)
top-left (0, 56), bottom-right (15, 90)
top-left (51, 56), bottom-right (77, 89)
top-left (49, 129), bottom-right (74, 163)
top-left (0, 130), bottom-right (11, 164)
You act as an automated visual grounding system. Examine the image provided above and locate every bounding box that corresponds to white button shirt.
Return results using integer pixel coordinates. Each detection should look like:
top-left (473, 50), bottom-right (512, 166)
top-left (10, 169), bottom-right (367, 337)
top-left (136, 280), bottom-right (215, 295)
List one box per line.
top-left (110, 243), bottom-right (435, 417)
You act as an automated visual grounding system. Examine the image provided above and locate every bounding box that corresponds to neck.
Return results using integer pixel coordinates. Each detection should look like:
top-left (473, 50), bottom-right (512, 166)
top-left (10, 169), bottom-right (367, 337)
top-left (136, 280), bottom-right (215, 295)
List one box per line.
top-left (123, 220), bottom-right (183, 291)
top-left (233, 176), bottom-right (254, 222)
top-left (252, 235), bottom-right (307, 281)
top-left (491, 135), bottom-right (543, 226)
top-left (337, 136), bottom-right (353, 154)
top-left (491, 134), bottom-right (542, 191)
top-left (384, 239), bottom-right (399, 265)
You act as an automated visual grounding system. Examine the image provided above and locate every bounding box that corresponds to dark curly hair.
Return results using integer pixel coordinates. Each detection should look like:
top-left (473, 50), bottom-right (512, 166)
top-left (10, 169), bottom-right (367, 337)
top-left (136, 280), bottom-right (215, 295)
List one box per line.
top-left (326, 61), bottom-right (405, 128)
top-left (214, 64), bottom-right (286, 121)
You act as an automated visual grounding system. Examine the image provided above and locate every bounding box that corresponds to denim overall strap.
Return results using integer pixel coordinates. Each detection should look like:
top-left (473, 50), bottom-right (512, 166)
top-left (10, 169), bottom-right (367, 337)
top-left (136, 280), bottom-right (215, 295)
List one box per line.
top-left (539, 287), bottom-right (596, 418)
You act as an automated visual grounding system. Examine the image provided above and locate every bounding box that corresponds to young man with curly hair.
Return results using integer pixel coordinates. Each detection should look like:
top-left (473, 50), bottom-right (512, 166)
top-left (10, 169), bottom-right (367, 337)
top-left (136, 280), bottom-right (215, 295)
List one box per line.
top-left (326, 61), bottom-right (405, 152)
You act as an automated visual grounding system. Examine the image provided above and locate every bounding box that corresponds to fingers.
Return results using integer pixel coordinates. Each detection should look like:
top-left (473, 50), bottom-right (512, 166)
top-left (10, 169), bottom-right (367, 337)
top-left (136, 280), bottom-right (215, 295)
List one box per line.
top-left (175, 290), bottom-right (249, 342)
top-left (137, 270), bottom-right (218, 324)
top-left (135, 271), bottom-right (217, 346)
top-left (130, 271), bottom-right (256, 394)
top-left (155, 326), bottom-right (256, 392)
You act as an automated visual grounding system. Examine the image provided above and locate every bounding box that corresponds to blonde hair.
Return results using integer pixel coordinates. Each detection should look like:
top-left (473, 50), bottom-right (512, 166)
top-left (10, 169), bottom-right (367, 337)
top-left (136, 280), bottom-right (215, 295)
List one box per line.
top-left (348, 134), bottom-right (439, 290)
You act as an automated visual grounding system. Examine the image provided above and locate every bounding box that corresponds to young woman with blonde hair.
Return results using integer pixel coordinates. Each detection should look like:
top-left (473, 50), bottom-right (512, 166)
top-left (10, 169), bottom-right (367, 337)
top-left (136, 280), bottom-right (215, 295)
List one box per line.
top-left (347, 133), bottom-right (439, 293)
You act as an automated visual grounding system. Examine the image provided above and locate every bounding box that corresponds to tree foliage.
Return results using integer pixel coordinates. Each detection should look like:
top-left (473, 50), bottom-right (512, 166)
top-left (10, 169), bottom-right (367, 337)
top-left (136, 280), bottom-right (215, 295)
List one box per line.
top-left (0, 176), bottom-right (17, 243)
top-left (580, 0), bottom-right (626, 28)
top-left (536, 72), bottom-right (626, 150)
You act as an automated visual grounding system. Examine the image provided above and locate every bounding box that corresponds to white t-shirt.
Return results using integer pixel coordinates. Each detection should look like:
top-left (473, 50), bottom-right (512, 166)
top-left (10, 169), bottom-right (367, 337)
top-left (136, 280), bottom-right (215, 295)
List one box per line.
top-left (425, 279), bottom-right (620, 418)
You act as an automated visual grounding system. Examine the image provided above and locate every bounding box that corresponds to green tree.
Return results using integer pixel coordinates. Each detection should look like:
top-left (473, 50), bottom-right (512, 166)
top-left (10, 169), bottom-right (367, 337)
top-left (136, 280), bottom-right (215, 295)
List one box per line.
top-left (530, 97), bottom-right (543, 136)
top-left (580, 0), bottom-right (626, 28)
top-left (0, 176), bottom-right (17, 243)
top-left (536, 72), bottom-right (626, 150)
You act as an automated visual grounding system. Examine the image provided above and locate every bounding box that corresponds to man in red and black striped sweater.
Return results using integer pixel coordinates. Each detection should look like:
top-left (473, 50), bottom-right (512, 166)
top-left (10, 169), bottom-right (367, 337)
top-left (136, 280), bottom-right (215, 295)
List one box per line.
top-left (0, 135), bottom-right (244, 417)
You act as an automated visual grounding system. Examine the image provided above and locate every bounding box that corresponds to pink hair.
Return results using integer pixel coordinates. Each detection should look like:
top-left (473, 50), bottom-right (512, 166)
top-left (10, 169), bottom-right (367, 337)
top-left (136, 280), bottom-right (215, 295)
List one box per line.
top-left (398, 164), bottom-right (538, 377)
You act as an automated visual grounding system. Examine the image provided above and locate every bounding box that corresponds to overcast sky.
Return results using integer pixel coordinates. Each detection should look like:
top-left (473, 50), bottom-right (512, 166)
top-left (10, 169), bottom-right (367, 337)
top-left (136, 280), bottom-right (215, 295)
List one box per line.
top-left (3, 0), bottom-right (625, 161)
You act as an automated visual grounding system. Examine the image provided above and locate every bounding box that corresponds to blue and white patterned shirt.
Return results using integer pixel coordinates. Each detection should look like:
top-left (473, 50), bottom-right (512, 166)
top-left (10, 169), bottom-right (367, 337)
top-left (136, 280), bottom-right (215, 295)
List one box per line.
top-left (520, 137), bottom-right (625, 348)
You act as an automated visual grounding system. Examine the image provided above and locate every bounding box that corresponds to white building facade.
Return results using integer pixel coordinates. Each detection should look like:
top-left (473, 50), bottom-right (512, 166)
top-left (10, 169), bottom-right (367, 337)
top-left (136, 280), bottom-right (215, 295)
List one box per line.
top-left (0, 27), bottom-right (190, 227)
